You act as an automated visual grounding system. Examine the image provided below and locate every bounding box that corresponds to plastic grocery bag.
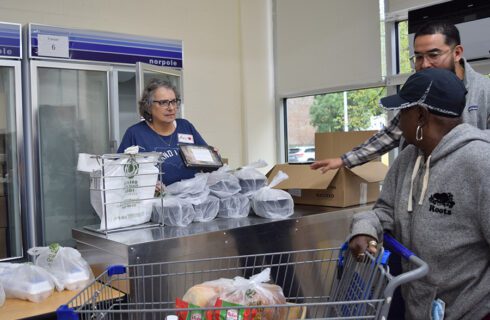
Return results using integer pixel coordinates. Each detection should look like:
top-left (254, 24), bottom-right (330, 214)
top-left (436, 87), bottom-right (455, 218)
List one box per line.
top-left (193, 195), bottom-right (220, 222)
top-left (233, 160), bottom-right (268, 196)
top-left (89, 153), bottom-right (159, 230)
top-left (217, 194), bottom-right (250, 218)
top-left (207, 165), bottom-right (241, 198)
top-left (166, 173), bottom-right (210, 205)
top-left (27, 243), bottom-right (94, 291)
top-left (166, 173), bottom-right (208, 196)
top-left (251, 170), bottom-right (294, 219)
top-left (152, 196), bottom-right (196, 227)
top-left (0, 263), bottom-right (55, 302)
top-left (220, 268), bottom-right (287, 318)
top-left (182, 278), bottom-right (234, 307)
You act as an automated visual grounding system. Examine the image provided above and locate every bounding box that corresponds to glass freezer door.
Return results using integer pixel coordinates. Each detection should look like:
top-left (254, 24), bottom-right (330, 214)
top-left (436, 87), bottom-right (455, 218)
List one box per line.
top-left (135, 62), bottom-right (183, 117)
top-left (0, 60), bottom-right (23, 260)
top-left (30, 61), bottom-right (111, 246)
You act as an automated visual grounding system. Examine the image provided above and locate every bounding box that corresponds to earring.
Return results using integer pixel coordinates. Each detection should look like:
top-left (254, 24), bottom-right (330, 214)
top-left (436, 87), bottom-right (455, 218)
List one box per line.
top-left (416, 125), bottom-right (423, 141)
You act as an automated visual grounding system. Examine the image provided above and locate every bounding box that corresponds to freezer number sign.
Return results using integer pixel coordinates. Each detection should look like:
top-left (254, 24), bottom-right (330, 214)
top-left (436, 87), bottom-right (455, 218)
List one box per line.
top-left (38, 34), bottom-right (69, 58)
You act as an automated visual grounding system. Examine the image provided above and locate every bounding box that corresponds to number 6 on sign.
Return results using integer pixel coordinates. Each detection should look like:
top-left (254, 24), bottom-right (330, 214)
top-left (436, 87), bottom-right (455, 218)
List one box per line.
top-left (38, 34), bottom-right (69, 58)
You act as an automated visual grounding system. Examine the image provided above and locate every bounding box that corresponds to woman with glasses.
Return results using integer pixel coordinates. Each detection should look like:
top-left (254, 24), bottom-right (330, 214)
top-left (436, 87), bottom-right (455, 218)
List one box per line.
top-left (118, 78), bottom-right (208, 186)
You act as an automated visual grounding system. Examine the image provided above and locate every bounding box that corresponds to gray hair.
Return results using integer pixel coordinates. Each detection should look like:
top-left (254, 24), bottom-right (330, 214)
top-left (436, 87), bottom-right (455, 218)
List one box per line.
top-left (139, 79), bottom-right (180, 122)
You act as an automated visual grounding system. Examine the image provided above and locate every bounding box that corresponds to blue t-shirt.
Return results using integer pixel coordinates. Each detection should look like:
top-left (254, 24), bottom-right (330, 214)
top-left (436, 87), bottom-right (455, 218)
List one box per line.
top-left (118, 119), bottom-right (207, 186)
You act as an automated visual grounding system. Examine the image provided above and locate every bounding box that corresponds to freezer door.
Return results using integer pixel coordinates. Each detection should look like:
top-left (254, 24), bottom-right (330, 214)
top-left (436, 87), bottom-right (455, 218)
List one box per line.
top-left (0, 61), bottom-right (23, 260)
top-left (31, 61), bottom-right (111, 246)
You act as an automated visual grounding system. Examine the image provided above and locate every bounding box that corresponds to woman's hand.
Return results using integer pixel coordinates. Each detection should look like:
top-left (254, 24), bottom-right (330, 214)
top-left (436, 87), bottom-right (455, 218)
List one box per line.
top-left (154, 181), bottom-right (165, 197)
top-left (349, 235), bottom-right (379, 260)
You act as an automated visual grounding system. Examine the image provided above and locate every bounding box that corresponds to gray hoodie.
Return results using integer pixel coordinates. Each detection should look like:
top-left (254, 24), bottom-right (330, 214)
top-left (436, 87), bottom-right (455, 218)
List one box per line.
top-left (350, 123), bottom-right (490, 320)
top-left (461, 58), bottom-right (490, 130)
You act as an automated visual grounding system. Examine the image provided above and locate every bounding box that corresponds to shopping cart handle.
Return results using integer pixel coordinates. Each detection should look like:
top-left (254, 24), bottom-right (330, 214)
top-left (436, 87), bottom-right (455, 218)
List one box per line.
top-left (381, 233), bottom-right (429, 313)
top-left (383, 233), bottom-right (414, 260)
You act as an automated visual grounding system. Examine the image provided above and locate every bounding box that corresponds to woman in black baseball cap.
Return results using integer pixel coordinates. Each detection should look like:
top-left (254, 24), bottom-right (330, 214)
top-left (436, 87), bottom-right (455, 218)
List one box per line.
top-left (348, 68), bottom-right (490, 319)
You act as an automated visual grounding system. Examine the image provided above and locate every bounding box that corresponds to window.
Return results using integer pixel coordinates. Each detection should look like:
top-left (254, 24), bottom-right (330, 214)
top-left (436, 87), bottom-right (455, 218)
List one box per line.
top-left (397, 20), bottom-right (412, 74)
top-left (285, 86), bottom-right (387, 162)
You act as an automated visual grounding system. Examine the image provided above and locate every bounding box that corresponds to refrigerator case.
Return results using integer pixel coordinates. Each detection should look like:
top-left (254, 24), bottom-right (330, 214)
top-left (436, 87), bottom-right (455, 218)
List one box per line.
top-left (0, 21), bottom-right (24, 260)
top-left (25, 24), bottom-right (184, 247)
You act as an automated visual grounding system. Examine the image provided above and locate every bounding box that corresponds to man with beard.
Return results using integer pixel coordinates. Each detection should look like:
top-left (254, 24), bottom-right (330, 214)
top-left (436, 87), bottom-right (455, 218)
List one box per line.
top-left (311, 20), bottom-right (490, 172)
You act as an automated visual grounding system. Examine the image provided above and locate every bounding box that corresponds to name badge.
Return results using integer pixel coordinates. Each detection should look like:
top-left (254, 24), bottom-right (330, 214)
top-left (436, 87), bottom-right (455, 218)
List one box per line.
top-left (178, 133), bottom-right (194, 144)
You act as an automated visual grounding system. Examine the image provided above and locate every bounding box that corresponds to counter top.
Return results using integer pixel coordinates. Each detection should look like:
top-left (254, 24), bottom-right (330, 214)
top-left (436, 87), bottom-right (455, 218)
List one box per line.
top-left (73, 204), bottom-right (373, 246)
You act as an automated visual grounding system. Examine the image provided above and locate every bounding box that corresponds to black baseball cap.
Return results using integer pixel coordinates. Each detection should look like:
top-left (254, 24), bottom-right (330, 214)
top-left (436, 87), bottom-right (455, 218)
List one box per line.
top-left (380, 68), bottom-right (466, 117)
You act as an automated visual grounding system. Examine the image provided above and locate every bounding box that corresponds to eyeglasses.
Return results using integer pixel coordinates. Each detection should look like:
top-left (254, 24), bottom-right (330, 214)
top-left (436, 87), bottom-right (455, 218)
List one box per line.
top-left (410, 48), bottom-right (452, 67)
top-left (153, 99), bottom-right (181, 108)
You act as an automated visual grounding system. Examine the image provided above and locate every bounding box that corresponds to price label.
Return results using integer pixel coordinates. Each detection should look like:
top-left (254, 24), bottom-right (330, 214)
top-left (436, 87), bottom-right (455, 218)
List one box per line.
top-left (38, 34), bottom-right (69, 58)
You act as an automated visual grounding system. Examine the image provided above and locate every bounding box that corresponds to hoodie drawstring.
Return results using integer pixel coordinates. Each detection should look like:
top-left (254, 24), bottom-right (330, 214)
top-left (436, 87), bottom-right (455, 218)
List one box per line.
top-left (408, 154), bottom-right (432, 212)
top-left (408, 155), bottom-right (422, 212)
top-left (418, 155), bottom-right (431, 205)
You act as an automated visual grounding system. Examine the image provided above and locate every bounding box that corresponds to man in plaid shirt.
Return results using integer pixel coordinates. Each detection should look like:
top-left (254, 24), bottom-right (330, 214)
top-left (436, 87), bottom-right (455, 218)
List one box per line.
top-left (311, 21), bottom-right (490, 172)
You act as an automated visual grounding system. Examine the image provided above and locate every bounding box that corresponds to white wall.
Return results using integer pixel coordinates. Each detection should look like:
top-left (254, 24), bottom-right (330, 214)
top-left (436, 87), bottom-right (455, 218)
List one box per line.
top-left (0, 0), bottom-right (276, 168)
top-left (275, 0), bottom-right (383, 97)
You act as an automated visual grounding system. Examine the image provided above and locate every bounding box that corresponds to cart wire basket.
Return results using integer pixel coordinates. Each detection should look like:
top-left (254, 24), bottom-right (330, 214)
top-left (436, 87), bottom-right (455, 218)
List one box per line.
top-left (57, 234), bottom-right (427, 320)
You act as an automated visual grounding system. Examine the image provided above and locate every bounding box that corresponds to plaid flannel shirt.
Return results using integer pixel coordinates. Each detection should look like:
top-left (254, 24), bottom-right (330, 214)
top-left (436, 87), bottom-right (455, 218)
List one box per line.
top-left (341, 113), bottom-right (403, 168)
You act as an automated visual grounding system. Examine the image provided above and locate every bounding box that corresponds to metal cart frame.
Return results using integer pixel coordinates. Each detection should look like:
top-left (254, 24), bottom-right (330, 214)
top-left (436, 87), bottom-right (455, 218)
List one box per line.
top-left (57, 234), bottom-right (427, 320)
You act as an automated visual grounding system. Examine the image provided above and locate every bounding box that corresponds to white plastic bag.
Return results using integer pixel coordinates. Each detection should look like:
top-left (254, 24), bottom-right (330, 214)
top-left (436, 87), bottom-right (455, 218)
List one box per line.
top-left (220, 268), bottom-right (287, 318)
top-left (0, 263), bottom-right (55, 302)
top-left (165, 173), bottom-right (211, 205)
top-left (152, 196), bottom-right (196, 227)
top-left (233, 160), bottom-right (268, 196)
top-left (207, 166), bottom-right (241, 198)
top-left (166, 173), bottom-right (208, 196)
top-left (251, 171), bottom-right (294, 219)
top-left (193, 195), bottom-right (220, 222)
top-left (90, 153), bottom-right (159, 230)
top-left (27, 244), bottom-right (94, 291)
top-left (218, 194), bottom-right (250, 218)
top-left (183, 278), bottom-right (234, 307)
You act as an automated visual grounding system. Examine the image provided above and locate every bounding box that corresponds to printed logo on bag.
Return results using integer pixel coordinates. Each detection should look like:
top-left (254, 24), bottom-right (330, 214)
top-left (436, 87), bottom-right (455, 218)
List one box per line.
top-left (47, 243), bottom-right (60, 265)
top-left (428, 192), bottom-right (455, 215)
top-left (124, 156), bottom-right (139, 179)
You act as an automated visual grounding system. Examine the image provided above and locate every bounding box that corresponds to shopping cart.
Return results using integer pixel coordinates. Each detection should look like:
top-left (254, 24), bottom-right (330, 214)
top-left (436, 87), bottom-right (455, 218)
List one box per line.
top-left (57, 234), bottom-right (428, 320)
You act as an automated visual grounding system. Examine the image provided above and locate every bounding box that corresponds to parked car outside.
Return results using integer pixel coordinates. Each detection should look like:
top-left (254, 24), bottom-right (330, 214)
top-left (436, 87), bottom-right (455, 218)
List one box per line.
top-left (288, 146), bottom-right (315, 163)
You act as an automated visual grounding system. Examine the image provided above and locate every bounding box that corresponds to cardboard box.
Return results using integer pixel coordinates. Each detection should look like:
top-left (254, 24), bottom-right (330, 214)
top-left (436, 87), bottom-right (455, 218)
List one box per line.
top-left (268, 162), bottom-right (387, 207)
top-left (269, 130), bottom-right (388, 207)
top-left (315, 130), bottom-right (378, 160)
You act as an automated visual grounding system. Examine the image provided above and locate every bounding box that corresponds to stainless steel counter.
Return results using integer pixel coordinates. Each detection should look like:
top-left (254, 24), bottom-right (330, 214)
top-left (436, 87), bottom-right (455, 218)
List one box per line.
top-left (73, 204), bottom-right (373, 278)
